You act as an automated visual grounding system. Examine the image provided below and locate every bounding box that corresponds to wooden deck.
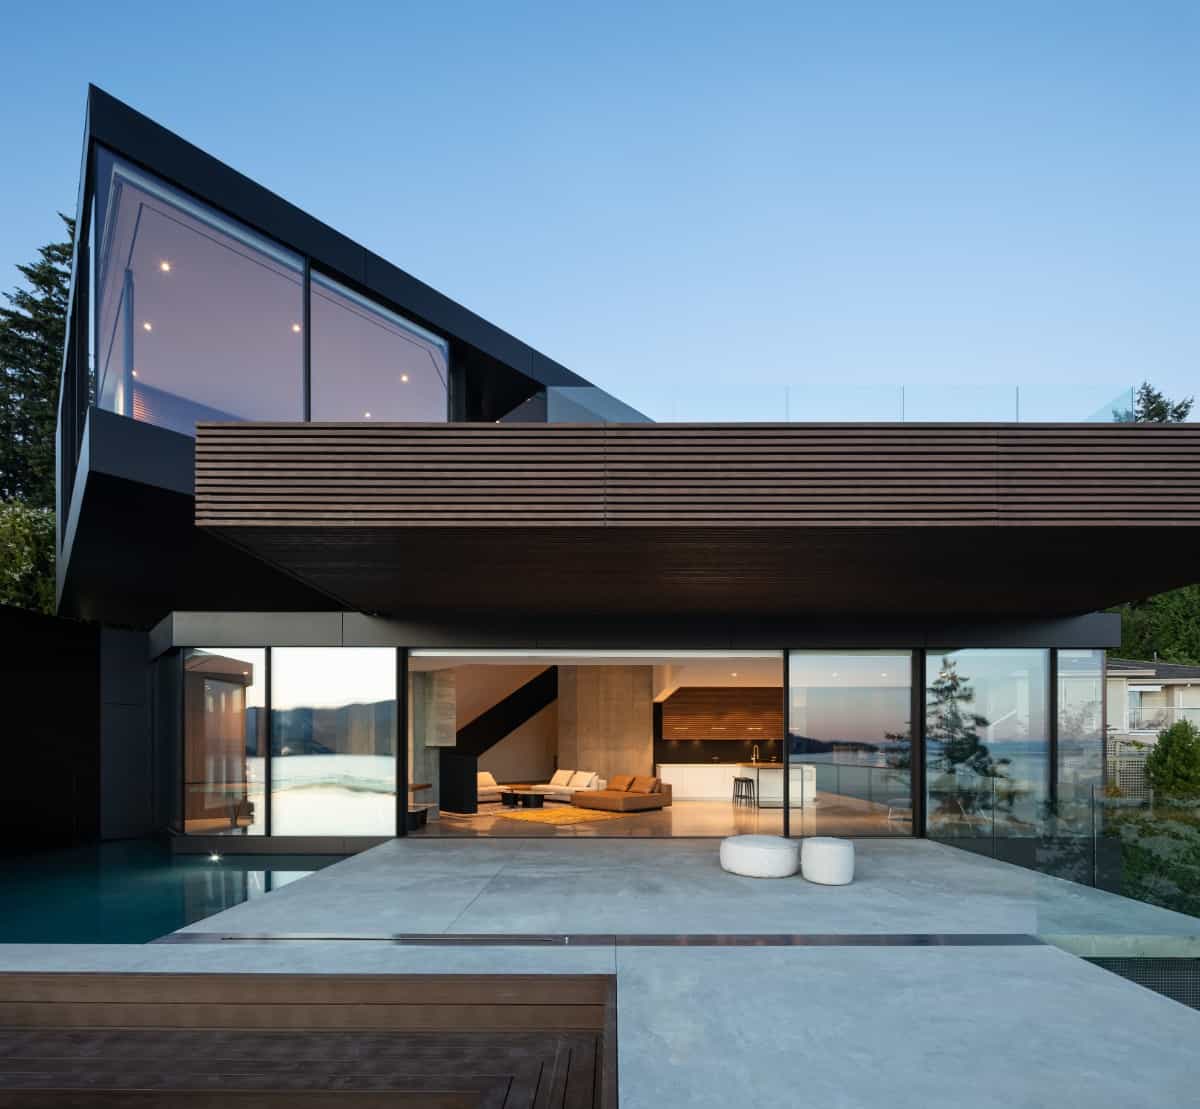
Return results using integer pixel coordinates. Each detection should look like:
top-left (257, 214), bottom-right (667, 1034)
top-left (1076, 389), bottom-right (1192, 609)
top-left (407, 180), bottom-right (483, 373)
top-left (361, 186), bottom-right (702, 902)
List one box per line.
top-left (0, 973), bottom-right (616, 1107)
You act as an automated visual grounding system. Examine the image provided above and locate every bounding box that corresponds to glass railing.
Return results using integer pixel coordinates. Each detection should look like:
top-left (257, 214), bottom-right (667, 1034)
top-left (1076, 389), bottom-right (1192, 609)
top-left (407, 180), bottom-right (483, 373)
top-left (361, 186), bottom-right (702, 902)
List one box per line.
top-left (930, 782), bottom-right (1200, 923)
top-left (629, 382), bottom-right (1138, 424)
top-left (1125, 707), bottom-right (1200, 734)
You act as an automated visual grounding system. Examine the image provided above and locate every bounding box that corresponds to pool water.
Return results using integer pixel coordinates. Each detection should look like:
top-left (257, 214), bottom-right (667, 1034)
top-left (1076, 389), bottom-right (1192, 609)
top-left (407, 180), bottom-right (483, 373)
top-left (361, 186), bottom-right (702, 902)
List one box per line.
top-left (0, 840), bottom-right (340, 943)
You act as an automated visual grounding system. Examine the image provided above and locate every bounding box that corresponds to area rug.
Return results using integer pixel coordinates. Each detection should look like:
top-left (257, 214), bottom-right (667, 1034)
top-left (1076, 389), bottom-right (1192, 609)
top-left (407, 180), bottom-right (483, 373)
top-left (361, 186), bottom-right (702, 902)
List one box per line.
top-left (495, 807), bottom-right (630, 825)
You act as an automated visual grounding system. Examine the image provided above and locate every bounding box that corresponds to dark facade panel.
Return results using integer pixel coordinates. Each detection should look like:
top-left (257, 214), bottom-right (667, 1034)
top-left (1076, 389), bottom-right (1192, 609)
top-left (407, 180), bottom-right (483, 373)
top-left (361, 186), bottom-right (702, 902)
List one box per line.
top-left (155, 611), bottom-right (1120, 651)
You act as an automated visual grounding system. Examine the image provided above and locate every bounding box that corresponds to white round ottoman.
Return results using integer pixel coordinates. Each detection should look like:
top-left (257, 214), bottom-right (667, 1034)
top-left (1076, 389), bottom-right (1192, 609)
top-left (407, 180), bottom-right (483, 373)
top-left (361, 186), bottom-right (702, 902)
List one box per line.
top-left (800, 837), bottom-right (855, 885)
top-left (719, 834), bottom-right (800, 878)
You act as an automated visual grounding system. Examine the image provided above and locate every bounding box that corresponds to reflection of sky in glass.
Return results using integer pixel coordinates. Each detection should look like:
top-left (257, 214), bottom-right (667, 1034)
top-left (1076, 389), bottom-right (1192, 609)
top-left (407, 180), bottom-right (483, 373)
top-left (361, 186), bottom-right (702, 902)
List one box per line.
top-left (271, 648), bottom-right (396, 710)
top-left (790, 651), bottom-right (911, 744)
top-left (927, 649), bottom-right (1048, 744)
top-left (190, 647), bottom-right (265, 709)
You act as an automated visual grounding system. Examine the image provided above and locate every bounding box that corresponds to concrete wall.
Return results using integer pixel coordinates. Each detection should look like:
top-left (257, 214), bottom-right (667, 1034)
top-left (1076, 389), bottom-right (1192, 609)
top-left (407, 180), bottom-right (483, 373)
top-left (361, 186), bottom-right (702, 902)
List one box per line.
top-left (479, 702), bottom-right (558, 784)
top-left (558, 666), bottom-right (654, 780)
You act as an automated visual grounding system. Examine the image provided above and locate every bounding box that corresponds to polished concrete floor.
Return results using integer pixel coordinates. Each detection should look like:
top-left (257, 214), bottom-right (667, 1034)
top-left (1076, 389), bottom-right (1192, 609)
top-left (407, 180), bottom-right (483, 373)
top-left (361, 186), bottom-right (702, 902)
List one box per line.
top-left (421, 793), bottom-right (908, 837)
top-left (4, 839), bottom-right (1199, 1108)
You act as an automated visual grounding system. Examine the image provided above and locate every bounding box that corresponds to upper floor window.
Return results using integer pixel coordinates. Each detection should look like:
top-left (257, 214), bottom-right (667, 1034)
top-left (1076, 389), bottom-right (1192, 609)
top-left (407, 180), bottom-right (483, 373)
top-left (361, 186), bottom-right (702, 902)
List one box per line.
top-left (310, 272), bottom-right (449, 421)
top-left (93, 149), bottom-right (306, 436)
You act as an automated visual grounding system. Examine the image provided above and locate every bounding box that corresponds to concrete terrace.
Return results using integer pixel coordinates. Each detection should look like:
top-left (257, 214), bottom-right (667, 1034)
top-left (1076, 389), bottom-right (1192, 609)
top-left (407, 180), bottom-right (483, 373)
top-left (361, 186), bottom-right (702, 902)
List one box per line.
top-left (3, 838), bottom-right (1198, 1108)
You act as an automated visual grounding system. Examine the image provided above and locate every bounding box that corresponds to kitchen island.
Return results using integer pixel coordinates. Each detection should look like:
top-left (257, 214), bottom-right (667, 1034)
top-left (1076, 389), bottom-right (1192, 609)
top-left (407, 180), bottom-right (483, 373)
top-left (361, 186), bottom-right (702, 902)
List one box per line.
top-left (737, 761), bottom-right (816, 808)
top-left (655, 762), bottom-right (817, 807)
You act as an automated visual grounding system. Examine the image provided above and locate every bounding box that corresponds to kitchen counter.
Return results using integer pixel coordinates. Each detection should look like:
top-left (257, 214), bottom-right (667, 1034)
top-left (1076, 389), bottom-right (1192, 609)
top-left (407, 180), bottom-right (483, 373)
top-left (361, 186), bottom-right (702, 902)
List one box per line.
top-left (737, 762), bottom-right (817, 807)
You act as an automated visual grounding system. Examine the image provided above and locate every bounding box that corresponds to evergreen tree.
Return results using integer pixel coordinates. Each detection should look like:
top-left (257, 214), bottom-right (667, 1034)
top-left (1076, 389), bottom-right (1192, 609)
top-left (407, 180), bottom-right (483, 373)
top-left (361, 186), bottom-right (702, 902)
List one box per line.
top-left (1115, 585), bottom-right (1200, 667)
top-left (926, 658), bottom-right (1001, 779)
top-left (1113, 381), bottom-right (1194, 424)
top-left (1144, 719), bottom-right (1200, 797)
top-left (0, 214), bottom-right (74, 508)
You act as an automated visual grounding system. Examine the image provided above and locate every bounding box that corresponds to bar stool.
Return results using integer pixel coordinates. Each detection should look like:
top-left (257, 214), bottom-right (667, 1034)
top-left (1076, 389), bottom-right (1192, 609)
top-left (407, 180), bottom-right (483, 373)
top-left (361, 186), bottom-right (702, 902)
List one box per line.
top-left (733, 776), bottom-right (755, 805)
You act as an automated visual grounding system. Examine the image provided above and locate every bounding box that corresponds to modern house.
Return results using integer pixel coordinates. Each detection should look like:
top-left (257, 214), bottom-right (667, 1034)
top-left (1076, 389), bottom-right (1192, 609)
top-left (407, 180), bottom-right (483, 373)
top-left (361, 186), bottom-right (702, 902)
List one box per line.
top-left (56, 86), bottom-right (1200, 856)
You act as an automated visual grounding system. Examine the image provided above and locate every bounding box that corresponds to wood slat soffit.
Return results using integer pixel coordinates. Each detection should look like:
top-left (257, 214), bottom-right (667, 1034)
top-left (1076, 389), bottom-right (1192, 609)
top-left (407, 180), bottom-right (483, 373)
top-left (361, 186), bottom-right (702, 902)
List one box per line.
top-left (196, 423), bottom-right (1200, 529)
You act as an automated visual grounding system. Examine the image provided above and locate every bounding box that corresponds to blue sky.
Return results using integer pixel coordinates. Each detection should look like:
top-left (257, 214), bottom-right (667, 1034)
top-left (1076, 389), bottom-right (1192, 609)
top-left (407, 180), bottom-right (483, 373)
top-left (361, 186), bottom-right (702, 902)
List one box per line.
top-left (1, 1), bottom-right (1196, 420)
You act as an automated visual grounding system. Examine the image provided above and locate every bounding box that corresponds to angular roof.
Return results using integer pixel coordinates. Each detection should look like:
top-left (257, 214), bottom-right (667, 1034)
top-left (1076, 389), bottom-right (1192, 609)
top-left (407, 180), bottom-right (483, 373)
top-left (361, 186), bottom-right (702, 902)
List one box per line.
top-left (1108, 657), bottom-right (1200, 680)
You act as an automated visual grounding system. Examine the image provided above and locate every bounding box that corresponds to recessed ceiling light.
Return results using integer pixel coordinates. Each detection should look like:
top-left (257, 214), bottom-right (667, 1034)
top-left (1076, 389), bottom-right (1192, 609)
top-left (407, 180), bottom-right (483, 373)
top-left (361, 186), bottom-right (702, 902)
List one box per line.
top-left (400, 373), bottom-right (409, 383)
top-left (159, 260), bottom-right (171, 272)
top-left (291, 323), bottom-right (302, 333)
top-left (131, 370), bottom-right (138, 378)
top-left (881, 672), bottom-right (888, 678)
top-left (363, 411), bottom-right (372, 418)
top-left (730, 672), bottom-right (738, 677)
top-left (209, 853), bottom-right (222, 862)
top-left (142, 321), bottom-right (152, 332)
top-left (832, 672), bottom-right (839, 678)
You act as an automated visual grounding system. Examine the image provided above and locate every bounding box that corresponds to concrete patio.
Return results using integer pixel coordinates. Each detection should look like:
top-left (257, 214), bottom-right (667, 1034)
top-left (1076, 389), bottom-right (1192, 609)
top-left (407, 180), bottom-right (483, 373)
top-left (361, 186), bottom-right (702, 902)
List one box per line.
top-left (2, 838), bottom-right (1198, 1108)
top-left (175, 836), bottom-right (1200, 944)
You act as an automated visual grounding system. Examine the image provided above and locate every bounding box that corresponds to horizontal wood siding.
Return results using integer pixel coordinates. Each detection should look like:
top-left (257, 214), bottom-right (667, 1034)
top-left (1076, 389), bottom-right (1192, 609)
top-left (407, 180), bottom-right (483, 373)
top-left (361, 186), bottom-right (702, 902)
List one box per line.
top-left (195, 423), bottom-right (1200, 529)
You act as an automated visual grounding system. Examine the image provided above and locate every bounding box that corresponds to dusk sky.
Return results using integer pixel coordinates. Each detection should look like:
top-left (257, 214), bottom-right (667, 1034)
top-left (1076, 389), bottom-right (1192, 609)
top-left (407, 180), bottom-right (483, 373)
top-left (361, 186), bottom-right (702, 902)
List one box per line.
top-left (2, 1), bottom-right (1195, 420)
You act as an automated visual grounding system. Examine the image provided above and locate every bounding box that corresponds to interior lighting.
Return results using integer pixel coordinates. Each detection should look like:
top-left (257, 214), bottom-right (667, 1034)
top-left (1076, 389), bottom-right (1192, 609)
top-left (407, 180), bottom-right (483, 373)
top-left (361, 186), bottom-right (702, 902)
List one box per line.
top-left (209, 852), bottom-right (222, 862)
top-left (291, 323), bottom-right (302, 333)
top-left (142, 321), bottom-right (153, 332)
top-left (159, 260), bottom-right (171, 272)
top-left (131, 370), bottom-right (138, 378)
top-left (400, 373), bottom-right (409, 383)
top-left (730, 672), bottom-right (738, 677)
top-left (363, 411), bottom-right (372, 418)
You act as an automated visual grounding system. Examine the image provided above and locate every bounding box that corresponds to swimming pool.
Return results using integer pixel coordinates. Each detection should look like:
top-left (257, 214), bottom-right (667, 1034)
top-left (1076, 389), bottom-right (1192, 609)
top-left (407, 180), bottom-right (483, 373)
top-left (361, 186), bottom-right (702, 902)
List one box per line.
top-left (0, 840), bottom-right (340, 943)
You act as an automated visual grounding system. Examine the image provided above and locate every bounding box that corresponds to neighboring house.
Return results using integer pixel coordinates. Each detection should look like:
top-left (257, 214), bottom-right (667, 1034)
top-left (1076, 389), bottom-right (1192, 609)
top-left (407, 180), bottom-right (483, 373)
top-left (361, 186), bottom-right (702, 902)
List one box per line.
top-left (1104, 657), bottom-right (1200, 798)
top-left (54, 87), bottom-right (1200, 854)
top-left (1107, 657), bottom-right (1200, 738)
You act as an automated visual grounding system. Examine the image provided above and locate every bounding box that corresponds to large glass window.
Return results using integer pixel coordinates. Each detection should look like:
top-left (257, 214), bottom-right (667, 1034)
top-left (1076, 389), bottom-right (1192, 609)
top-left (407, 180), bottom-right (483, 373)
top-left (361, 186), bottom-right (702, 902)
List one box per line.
top-left (787, 651), bottom-right (913, 835)
top-left (925, 649), bottom-right (1049, 840)
top-left (183, 649), bottom-right (266, 835)
top-left (93, 149), bottom-right (305, 436)
top-left (1057, 649), bottom-right (1104, 835)
top-left (270, 648), bottom-right (397, 836)
top-left (310, 272), bottom-right (449, 421)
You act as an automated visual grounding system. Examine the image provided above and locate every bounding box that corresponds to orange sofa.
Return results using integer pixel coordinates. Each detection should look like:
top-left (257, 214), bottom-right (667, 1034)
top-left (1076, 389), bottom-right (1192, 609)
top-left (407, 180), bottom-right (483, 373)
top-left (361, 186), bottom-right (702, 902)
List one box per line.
top-left (572, 774), bottom-right (672, 812)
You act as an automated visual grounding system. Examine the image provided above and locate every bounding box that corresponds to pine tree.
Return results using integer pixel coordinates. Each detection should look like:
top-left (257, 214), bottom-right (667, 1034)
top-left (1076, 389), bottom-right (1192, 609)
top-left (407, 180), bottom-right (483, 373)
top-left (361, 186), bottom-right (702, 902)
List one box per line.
top-left (926, 658), bottom-right (1011, 822)
top-left (0, 215), bottom-right (74, 508)
top-left (1113, 381), bottom-right (1194, 424)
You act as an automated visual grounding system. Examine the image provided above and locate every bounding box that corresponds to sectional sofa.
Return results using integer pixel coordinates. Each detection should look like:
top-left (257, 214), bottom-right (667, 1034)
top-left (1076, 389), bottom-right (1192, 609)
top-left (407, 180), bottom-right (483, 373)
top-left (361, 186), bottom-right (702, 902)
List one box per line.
top-left (573, 774), bottom-right (673, 812)
top-left (475, 769), bottom-right (603, 804)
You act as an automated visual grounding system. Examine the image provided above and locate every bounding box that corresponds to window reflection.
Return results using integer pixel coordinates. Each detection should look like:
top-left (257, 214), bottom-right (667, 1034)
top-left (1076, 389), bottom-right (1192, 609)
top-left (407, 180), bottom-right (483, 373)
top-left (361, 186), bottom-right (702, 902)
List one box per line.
top-left (1058, 649), bottom-right (1104, 812)
top-left (93, 149), bottom-right (305, 436)
top-left (270, 648), bottom-right (397, 836)
top-left (310, 272), bottom-right (449, 421)
top-left (787, 651), bottom-right (913, 835)
top-left (925, 649), bottom-right (1049, 840)
top-left (183, 648), bottom-right (265, 835)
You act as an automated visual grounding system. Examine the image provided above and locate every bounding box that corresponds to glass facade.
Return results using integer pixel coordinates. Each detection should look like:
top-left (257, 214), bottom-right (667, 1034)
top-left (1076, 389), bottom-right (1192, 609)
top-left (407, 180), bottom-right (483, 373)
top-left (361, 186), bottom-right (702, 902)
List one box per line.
top-left (183, 648), bottom-right (266, 835)
top-left (172, 644), bottom-right (1100, 844)
top-left (787, 651), bottom-right (913, 835)
top-left (925, 649), bottom-right (1050, 841)
top-left (93, 150), bottom-right (305, 436)
top-left (1058, 649), bottom-right (1105, 811)
top-left (310, 272), bottom-right (449, 421)
top-left (270, 648), bottom-right (397, 836)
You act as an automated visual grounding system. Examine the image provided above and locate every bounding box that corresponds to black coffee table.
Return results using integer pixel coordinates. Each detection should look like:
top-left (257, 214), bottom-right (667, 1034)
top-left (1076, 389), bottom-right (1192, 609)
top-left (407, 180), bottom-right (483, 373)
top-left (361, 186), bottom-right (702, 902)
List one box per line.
top-left (500, 790), bottom-right (545, 808)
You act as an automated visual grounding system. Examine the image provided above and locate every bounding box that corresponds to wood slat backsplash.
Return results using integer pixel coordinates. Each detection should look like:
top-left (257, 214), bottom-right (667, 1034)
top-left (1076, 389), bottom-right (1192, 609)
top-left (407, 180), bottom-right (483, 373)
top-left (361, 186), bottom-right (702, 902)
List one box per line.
top-left (660, 687), bottom-right (784, 741)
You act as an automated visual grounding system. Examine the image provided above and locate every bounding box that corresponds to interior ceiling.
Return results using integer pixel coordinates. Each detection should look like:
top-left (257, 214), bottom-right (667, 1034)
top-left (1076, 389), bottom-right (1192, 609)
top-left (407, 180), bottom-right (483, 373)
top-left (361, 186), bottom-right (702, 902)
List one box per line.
top-left (411, 652), bottom-right (783, 697)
